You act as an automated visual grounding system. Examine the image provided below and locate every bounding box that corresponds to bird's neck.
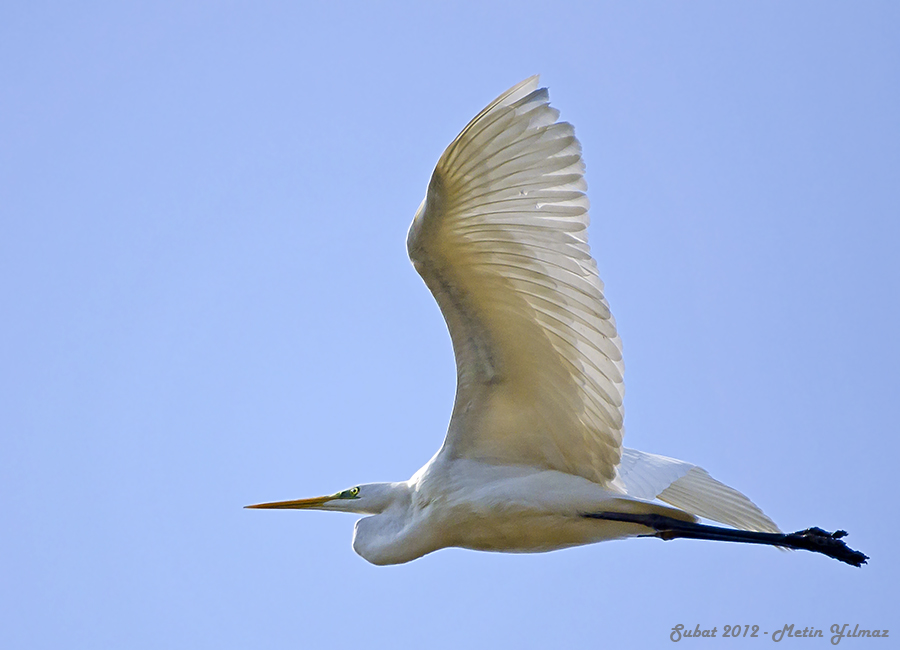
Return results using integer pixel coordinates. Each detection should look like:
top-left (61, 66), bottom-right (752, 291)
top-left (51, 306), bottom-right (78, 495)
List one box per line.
top-left (351, 483), bottom-right (438, 565)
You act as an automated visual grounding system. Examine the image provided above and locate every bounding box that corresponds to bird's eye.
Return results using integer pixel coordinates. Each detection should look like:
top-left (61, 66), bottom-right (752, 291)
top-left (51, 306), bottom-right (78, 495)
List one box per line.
top-left (338, 486), bottom-right (360, 499)
top-left (349, 486), bottom-right (360, 497)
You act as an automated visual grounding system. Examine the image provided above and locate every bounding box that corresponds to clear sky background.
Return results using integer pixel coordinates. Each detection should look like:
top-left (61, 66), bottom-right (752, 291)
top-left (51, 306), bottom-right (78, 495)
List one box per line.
top-left (2, 2), bottom-right (898, 648)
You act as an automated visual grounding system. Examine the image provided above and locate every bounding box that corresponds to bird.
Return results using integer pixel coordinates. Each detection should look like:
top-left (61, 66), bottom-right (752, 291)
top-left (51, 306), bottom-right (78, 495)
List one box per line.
top-left (247, 77), bottom-right (867, 567)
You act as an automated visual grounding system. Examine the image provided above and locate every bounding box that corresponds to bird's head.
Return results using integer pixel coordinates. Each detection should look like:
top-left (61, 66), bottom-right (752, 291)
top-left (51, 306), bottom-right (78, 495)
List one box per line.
top-left (245, 482), bottom-right (405, 515)
top-left (248, 482), bottom-right (420, 564)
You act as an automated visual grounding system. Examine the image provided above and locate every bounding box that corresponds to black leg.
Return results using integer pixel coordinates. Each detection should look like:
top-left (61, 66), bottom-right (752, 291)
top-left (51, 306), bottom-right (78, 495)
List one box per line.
top-left (583, 512), bottom-right (868, 567)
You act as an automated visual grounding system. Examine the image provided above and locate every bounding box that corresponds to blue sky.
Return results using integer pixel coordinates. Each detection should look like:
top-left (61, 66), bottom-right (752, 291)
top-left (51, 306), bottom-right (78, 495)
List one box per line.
top-left (2, 2), bottom-right (898, 648)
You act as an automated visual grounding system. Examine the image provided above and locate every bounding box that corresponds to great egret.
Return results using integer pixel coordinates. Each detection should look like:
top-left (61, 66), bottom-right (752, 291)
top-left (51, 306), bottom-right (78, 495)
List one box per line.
top-left (248, 77), bottom-right (867, 567)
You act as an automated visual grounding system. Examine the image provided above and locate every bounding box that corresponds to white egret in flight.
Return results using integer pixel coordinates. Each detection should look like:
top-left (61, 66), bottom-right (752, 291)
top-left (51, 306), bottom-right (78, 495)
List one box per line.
top-left (248, 77), bottom-right (867, 567)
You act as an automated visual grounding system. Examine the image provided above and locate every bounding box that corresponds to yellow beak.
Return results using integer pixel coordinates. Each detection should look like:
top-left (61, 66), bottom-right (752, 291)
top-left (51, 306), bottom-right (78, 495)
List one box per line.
top-left (245, 495), bottom-right (335, 509)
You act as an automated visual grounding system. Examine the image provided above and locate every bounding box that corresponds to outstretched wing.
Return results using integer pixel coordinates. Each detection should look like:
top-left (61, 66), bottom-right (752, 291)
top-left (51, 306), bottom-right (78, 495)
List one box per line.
top-left (407, 77), bottom-right (624, 485)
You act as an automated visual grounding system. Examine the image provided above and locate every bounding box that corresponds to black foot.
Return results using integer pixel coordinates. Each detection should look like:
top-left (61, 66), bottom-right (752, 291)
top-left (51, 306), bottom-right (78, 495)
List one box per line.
top-left (780, 527), bottom-right (869, 567)
top-left (583, 512), bottom-right (869, 567)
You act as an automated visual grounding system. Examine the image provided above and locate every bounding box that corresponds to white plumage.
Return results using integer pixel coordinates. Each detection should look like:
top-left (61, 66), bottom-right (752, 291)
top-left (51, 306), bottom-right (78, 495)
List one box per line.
top-left (248, 77), bottom-right (868, 568)
top-left (407, 77), bottom-right (624, 487)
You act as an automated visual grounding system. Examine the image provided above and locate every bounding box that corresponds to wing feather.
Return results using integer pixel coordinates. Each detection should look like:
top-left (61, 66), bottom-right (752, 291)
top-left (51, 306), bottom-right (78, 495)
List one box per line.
top-left (616, 449), bottom-right (780, 532)
top-left (407, 77), bottom-right (625, 484)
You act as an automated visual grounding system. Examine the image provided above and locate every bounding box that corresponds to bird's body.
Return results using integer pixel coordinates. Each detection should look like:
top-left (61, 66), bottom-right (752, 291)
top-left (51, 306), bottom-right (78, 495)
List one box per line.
top-left (248, 77), bottom-right (867, 567)
top-left (350, 456), bottom-right (685, 565)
